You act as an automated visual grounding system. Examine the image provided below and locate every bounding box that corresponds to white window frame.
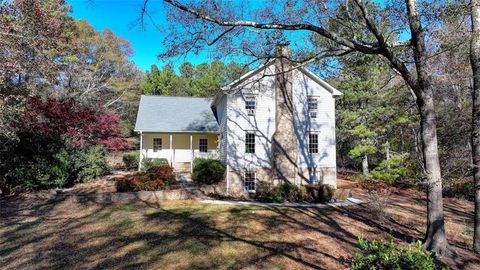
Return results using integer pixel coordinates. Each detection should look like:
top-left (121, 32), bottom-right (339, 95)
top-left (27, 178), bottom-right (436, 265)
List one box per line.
top-left (307, 96), bottom-right (318, 119)
top-left (153, 138), bottom-right (162, 152)
top-left (245, 95), bottom-right (256, 116)
top-left (244, 170), bottom-right (256, 193)
top-left (199, 138), bottom-right (208, 152)
top-left (245, 132), bottom-right (255, 154)
top-left (308, 132), bottom-right (319, 154)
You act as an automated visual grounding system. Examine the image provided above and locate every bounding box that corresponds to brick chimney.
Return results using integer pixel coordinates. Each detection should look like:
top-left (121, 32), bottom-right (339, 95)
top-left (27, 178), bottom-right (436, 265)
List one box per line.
top-left (271, 45), bottom-right (298, 182)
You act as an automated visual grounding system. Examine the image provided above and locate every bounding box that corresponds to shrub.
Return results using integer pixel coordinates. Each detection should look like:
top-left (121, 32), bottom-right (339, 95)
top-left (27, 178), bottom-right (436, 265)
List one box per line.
top-left (116, 164), bottom-right (175, 191)
top-left (141, 158), bottom-right (169, 172)
top-left (192, 158), bottom-right (225, 185)
top-left (306, 184), bottom-right (336, 203)
top-left (123, 152), bottom-right (139, 169)
top-left (13, 149), bottom-right (71, 190)
top-left (255, 181), bottom-right (286, 203)
top-left (255, 181), bottom-right (308, 203)
top-left (277, 182), bottom-right (308, 202)
top-left (351, 238), bottom-right (436, 270)
top-left (359, 179), bottom-right (391, 220)
top-left (70, 146), bottom-right (107, 184)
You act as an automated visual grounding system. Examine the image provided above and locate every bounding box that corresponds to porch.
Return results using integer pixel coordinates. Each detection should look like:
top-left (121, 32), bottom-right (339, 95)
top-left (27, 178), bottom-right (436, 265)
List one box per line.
top-left (139, 132), bottom-right (219, 171)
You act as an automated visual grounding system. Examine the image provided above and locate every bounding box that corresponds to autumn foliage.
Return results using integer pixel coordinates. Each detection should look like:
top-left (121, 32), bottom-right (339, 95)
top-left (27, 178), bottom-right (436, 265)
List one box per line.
top-left (21, 96), bottom-right (127, 151)
top-left (116, 165), bottom-right (176, 192)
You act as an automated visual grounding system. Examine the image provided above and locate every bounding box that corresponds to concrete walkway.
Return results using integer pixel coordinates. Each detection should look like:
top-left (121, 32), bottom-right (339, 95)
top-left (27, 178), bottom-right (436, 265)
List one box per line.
top-left (200, 197), bottom-right (364, 208)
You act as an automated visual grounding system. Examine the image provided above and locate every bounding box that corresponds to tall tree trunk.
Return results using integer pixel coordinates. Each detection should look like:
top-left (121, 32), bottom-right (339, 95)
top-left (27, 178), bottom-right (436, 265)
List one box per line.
top-left (417, 94), bottom-right (448, 254)
top-left (362, 154), bottom-right (369, 175)
top-left (470, 0), bottom-right (480, 253)
top-left (406, 0), bottom-right (448, 254)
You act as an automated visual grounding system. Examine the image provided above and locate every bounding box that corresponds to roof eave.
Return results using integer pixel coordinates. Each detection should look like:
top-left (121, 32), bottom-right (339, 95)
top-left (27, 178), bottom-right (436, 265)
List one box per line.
top-left (134, 130), bottom-right (220, 134)
top-left (298, 66), bottom-right (343, 97)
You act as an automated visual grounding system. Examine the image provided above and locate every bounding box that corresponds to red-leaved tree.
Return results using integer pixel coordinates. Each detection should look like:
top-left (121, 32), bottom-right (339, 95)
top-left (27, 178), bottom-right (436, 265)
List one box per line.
top-left (22, 96), bottom-right (128, 151)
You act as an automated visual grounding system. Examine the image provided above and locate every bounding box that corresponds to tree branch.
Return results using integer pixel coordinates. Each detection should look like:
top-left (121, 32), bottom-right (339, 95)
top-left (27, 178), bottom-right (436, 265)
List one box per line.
top-left (160, 0), bottom-right (382, 54)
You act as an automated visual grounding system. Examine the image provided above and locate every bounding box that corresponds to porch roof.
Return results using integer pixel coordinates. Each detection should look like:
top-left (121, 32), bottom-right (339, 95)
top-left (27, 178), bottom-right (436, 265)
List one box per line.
top-left (134, 95), bottom-right (219, 133)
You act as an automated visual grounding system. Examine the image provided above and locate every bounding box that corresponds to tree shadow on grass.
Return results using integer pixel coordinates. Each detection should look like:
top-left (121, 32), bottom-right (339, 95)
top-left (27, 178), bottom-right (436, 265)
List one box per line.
top-left (1, 194), bottom-right (480, 270)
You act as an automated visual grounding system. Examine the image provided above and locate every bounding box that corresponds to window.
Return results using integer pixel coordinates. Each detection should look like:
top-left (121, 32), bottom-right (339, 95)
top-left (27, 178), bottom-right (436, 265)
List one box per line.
top-left (244, 171), bottom-right (256, 192)
top-left (153, 138), bottom-right (162, 152)
top-left (199, 138), bottom-right (208, 152)
top-left (245, 132), bottom-right (255, 153)
top-left (307, 97), bottom-right (318, 118)
top-left (245, 95), bottom-right (256, 116)
top-left (308, 133), bottom-right (318, 154)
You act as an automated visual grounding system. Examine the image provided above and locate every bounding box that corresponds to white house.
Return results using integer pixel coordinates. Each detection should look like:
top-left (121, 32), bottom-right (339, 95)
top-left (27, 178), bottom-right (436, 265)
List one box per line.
top-left (135, 46), bottom-right (342, 195)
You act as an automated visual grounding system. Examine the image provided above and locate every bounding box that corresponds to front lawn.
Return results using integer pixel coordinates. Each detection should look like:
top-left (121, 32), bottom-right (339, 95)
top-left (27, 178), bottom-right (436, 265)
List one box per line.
top-left (0, 179), bottom-right (479, 269)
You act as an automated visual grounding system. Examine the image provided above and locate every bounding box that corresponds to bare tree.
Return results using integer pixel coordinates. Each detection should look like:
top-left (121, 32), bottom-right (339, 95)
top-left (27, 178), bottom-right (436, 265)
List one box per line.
top-left (470, 0), bottom-right (480, 253)
top-left (146, 0), bottom-right (450, 254)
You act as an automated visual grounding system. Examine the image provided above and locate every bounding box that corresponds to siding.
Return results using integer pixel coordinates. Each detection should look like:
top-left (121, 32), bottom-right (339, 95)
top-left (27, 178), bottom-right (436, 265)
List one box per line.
top-left (292, 70), bottom-right (337, 168)
top-left (225, 65), bottom-right (276, 169)
top-left (219, 65), bottom-right (337, 170)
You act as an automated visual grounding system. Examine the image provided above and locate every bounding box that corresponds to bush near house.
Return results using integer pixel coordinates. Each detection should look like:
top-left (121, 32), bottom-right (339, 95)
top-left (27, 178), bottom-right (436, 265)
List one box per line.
top-left (351, 238), bottom-right (437, 270)
top-left (141, 158), bottom-right (169, 172)
top-left (255, 181), bottom-right (287, 203)
top-left (70, 146), bottom-right (107, 184)
top-left (122, 152), bottom-right (139, 169)
top-left (256, 182), bottom-right (345, 203)
top-left (116, 165), bottom-right (176, 192)
top-left (305, 184), bottom-right (337, 203)
top-left (191, 158), bottom-right (225, 185)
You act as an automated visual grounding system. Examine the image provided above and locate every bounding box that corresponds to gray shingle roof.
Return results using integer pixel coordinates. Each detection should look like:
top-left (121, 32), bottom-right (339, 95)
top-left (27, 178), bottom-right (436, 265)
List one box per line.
top-left (134, 95), bottom-right (219, 133)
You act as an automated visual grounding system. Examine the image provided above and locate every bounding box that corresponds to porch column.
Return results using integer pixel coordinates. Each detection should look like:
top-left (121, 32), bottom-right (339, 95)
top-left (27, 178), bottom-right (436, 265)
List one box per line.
top-left (139, 131), bottom-right (143, 171)
top-left (190, 135), bottom-right (193, 173)
top-left (170, 134), bottom-right (173, 165)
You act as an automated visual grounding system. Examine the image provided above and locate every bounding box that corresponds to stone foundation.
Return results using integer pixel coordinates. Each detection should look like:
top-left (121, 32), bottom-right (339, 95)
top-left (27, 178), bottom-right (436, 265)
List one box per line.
top-left (296, 167), bottom-right (337, 188)
top-left (225, 166), bottom-right (337, 195)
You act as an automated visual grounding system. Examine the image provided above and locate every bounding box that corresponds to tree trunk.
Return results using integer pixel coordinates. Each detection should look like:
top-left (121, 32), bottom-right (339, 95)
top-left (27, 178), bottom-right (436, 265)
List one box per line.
top-left (417, 94), bottom-right (448, 254)
top-left (406, 0), bottom-right (448, 254)
top-left (362, 154), bottom-right (369, 175)
top-left (470, 0), bottom-right (480, 253)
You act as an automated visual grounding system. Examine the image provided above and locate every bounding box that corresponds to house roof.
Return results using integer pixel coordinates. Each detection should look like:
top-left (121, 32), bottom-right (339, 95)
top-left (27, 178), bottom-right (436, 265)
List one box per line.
top-left (134, 95), bottom-right (219, 133)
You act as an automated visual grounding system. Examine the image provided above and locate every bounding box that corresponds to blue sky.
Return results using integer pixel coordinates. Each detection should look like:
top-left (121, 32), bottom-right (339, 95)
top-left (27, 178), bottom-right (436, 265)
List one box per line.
top-left (68, 0), bottom-right (211, 71)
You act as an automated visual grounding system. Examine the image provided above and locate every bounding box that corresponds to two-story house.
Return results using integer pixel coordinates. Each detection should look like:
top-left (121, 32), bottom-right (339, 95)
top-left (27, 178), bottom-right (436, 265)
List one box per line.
top-left (211, 46), bottom-right (342, 195)
top-left (135, 46), bottom-right (342, 195)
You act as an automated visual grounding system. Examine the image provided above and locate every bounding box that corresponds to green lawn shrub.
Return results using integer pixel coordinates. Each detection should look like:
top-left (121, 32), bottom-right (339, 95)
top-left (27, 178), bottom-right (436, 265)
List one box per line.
top-left (122, 152), bottom-right (139, 169)
top-left (11, 146), bottom-right (107, 191)
top-left (70, 145), bottom-right (107, 183)
top-left (351, 238), bottom-right (436, 270)
top-left (191, 158), bottom-right (225, 185)
top-left (14, 149), bottom-right (72, 190)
